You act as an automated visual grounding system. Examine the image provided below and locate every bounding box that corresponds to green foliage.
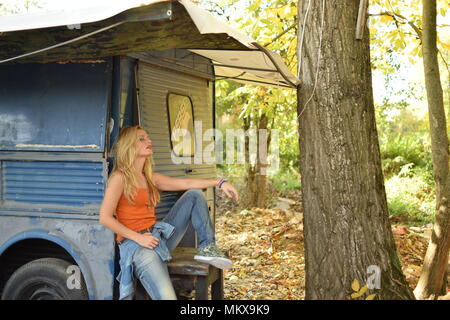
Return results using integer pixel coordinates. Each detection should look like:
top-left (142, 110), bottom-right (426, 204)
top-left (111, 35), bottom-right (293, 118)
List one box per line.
top-left (369, 0), bottom-right (449, 110)
top-left (379, 132), bottom-right (435, 225)
top-left (268, 166), bottom-right (301, 197)
top-left (216, 80), bottom-right (299, 174)
top-left (207, 0), bottom-right (440, 227)
top-left (375, 86), bottom-right (435, 225)
top-left (369, 0), bottom-right (449, 64)
top-left (218, 161), bottom-right (301, 209)
top-left (380, 134), bottom-right (432, 177)
top-left (385, 174), bottom-right (436, 225)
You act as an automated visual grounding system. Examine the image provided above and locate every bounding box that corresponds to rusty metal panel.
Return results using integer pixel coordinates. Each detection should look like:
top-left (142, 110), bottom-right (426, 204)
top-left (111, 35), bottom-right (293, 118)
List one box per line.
top-left (0, 214), bottom-right (116, 300)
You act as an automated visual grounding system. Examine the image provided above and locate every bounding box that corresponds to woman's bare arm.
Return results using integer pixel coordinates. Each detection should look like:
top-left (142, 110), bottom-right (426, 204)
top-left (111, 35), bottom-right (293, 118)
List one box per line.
top-left (152, 173), bottom-right (239, 201)
top-left (152, 173), bottom-right (218, 191)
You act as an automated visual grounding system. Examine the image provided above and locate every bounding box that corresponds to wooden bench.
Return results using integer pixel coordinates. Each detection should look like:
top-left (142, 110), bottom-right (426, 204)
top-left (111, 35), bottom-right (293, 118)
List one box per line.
top-left (135, 247), bottom-right (224, 300)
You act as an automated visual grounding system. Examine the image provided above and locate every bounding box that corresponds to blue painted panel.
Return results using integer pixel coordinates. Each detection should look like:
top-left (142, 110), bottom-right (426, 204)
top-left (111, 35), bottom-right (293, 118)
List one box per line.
top-left (0, 61), bottom-right (111, 152)
top-left (110, 56), bottom-right (136, 151)
top-left (4, 161), bottom-right (104, 207)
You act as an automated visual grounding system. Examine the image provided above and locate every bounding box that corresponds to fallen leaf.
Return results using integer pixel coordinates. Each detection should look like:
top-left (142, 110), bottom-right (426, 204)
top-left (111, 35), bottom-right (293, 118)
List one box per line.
top-left (214, 198), bottom-right (429, 300)
top-left (366, 294), bottom-right (377, 300)
top-left (392, 225), bottom-right (408, 235)
top-left (351, 279), bottom-right (360, 292)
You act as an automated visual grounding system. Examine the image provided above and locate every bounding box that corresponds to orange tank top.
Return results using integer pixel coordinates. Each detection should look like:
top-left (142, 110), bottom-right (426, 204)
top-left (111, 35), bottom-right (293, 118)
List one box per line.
top-left (116, 188), bottom-right (156, 243)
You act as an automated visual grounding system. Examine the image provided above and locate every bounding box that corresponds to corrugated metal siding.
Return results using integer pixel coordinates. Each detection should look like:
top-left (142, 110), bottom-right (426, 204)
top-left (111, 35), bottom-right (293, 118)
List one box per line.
top-left (137, 59), bottom-right (217, 246)
top-left (137, 60), bottom-right (216, 190)
top-left (3, 160), bottom-right (104, 207)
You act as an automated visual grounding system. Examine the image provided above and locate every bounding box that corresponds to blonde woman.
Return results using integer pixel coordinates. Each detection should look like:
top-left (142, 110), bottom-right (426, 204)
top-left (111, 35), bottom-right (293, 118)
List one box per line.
top-left (99, 125), bottom-right (238, 300)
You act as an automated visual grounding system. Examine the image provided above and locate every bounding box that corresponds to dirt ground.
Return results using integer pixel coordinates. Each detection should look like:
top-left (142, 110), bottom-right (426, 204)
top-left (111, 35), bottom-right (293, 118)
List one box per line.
top-left (215, 195), bottom-right (441, 300)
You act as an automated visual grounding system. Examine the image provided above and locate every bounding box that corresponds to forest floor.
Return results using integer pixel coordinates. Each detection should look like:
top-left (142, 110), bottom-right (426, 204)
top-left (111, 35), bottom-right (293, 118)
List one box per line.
top-left (215, 191), bottom-right (443, 300)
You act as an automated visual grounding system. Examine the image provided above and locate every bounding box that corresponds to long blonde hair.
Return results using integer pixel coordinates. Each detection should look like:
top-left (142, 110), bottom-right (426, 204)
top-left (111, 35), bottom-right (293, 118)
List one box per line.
top-left (111, 125), bottom-right (160, 206)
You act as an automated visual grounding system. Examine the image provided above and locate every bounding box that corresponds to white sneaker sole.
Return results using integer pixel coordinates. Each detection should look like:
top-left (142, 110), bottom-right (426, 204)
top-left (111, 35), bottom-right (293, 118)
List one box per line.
top-left (194, 255), bottom-right (233, 270)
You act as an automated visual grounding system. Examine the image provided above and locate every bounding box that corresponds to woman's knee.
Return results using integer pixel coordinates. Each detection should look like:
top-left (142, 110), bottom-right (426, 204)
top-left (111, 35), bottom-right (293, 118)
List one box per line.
top-left (145, 275), bottom-right (177, 300)
top-left (158, 286), bottom-right (177, 300)
top-left (184, 189), bottom-right (205, 201)
top-left (133, 248), bottom-right (177, 300)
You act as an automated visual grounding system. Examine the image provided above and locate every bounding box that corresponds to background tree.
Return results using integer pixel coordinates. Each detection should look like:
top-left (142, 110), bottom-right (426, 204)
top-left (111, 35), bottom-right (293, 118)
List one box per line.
top-left (414, 0), bottom-right (450, 300)
top-left (369, 0), bottom-right (449, 134)
top-left (202, 0), bottom-right (299, 208)
top-left (368, 0), bottom-right (449, 299)
top-left (296, 0), bottom-right (414, 299)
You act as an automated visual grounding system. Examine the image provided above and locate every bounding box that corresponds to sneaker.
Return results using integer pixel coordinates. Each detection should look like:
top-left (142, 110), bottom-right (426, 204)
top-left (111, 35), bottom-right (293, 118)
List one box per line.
top-left (194, 245), bottom-right (232, 269)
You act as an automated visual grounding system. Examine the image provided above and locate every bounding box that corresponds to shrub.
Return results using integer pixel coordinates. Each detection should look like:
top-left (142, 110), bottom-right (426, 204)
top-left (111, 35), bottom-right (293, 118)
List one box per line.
top-left (380, 134), bottom-right (431, 178)
top-left (269, 166), bottom-right (301, 198)
top-left (385, 173), bottom-right (435, 225)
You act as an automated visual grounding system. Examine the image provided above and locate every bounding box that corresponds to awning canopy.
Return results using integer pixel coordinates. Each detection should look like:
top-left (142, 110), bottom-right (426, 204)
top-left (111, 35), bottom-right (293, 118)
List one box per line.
top-left (0, 0), bottom-right (299, 88)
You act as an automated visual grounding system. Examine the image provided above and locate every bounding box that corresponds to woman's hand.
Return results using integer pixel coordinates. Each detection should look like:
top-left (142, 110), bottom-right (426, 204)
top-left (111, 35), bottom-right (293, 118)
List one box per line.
top-left (220, 182), bottom-right (239, 202)
top-left (135, 232), bottom-right (159, 249)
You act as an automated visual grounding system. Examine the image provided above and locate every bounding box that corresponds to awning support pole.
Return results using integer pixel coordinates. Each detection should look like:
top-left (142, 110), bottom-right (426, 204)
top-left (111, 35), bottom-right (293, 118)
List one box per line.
top-left (252, 42), bottom-right (298, 88)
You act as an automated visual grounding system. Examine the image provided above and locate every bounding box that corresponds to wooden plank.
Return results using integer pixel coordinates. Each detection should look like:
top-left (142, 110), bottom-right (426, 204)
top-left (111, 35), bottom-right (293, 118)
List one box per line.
top-left (133, 246), bottom-right (224, 300)
top-left (211, 270), bottom-right (224, 300)
top-left (195, 276), bottom-right (208, 300)
top-left (171, 275), bottom-right (196, 292)
top-left (168, 247), bottom-right (210, 276)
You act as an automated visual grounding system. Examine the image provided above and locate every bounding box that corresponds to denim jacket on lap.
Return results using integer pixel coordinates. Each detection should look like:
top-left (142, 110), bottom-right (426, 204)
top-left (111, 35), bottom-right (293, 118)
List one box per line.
top-left (116, 221), bottom-right (175, 300)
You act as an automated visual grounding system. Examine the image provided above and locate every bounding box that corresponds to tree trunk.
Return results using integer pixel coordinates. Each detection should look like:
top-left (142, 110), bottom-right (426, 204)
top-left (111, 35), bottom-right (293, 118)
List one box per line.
top-left (296, 0), bottom-right (414, 299)
top-left (413, 0), bottom-right (450, 300)
top-left (256, 113), bottom-right (269, 208)
top-left (244, 112), bottom-right (270, 208)
top-left (244, 116), bottom-right (257, 207)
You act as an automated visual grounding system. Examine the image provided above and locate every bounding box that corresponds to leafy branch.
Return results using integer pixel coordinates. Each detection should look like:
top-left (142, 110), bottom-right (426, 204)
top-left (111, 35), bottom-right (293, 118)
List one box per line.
top-left (370, 11), bottom-right (422, 39)
top-left (262, 20), bottom-right (297, 47)
top-left (370, 11), bottom-right (449, 77)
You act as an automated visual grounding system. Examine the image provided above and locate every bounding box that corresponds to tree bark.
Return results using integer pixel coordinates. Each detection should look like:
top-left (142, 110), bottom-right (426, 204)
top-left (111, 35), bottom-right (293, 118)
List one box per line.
top-left (244, 116), bottom-right (257, 207)
top-left (296, 0), bottom-right (414, 299)
top-left (413, 0), bottom-right (450, 300)
top-left (244, 112), bottom-right (270, 209)
top-left (256, 113), bottom-right (270, 208)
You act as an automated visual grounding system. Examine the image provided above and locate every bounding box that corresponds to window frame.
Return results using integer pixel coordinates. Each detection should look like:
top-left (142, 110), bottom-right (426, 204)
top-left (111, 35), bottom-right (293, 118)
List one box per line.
top-left (165, 92), bottom-right (196, 158)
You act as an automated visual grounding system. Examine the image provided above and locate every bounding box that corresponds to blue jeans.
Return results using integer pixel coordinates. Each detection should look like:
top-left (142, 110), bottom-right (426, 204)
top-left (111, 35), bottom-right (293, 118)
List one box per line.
top-left (132, 189), bottom-right (215, 300)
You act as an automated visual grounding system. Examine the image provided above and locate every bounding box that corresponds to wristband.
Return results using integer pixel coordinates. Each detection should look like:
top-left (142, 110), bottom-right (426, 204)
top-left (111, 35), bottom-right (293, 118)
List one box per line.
top-left (217, 178), bottom-right (228, 189)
